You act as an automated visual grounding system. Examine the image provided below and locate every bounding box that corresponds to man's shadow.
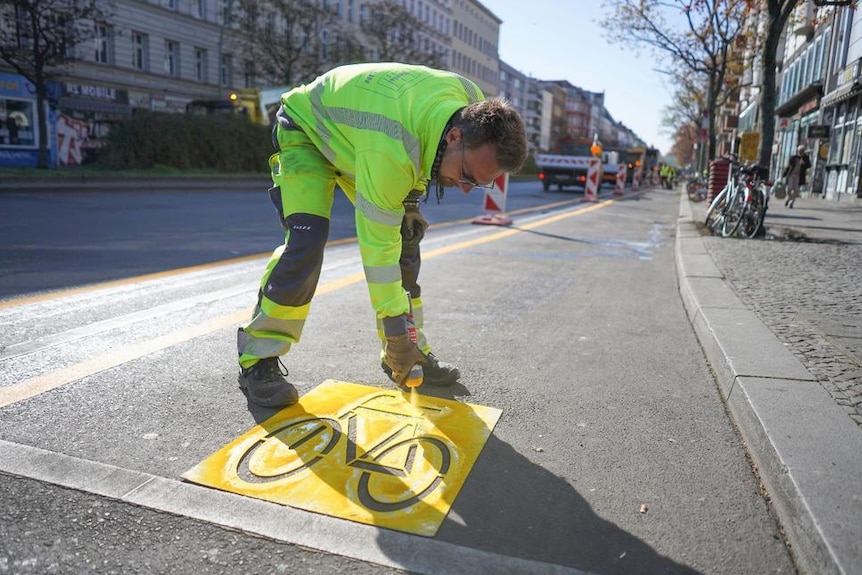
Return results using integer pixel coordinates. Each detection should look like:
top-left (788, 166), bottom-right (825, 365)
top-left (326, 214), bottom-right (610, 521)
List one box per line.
top-left (246, 386), bottom-right (699, 575)
top-left (380, 430), bottom-right (700, 575)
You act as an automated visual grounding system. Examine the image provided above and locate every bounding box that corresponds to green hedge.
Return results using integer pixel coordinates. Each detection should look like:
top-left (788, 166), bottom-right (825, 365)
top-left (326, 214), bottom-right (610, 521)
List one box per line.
top-left (99, 112), bottom-right (273, 173)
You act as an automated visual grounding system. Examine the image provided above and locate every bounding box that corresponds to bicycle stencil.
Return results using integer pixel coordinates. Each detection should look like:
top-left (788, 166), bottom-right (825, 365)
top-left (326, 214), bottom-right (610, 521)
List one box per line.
top-left (183, 380), bottom-right (501, 536)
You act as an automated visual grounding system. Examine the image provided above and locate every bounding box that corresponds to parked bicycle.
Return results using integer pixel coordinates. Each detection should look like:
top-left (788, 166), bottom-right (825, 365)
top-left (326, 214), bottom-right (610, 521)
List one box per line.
top-left (686, 172), bottom-right (708, 202)
top-left (704, 155), bottom-right (771, 238)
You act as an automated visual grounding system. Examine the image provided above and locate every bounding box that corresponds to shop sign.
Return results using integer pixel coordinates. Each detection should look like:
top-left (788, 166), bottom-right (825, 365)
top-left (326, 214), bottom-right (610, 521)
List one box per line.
top-left (799, 98), bottom-right (819, 115)
top-left (739, 132), bottom-right (760, 162)
top-left (807, 124), bottom-right (831, 138)
top-left (839, 59), bottom-right (860, 85)
top-left (0, 73), bottom-right (36, 99)
top-left (63, 82), bottom-right (128, 104)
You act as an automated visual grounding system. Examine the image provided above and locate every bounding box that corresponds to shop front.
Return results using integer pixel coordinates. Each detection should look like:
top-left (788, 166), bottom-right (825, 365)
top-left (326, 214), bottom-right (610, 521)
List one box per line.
top-left (775, 81), bottom-right (822, 194)
top-left (56, 81), bottom-right (132, 166)
top-left (820, 59), bottom-right (862, 200)
top-left (0, 72), bottom-right (56, 168)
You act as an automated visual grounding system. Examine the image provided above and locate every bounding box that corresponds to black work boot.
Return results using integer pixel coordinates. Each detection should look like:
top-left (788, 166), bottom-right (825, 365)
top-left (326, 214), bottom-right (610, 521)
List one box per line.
top-left (238, 357), bottom-right (298, 408)
top-left (381, 353), bottom-right (461, 387)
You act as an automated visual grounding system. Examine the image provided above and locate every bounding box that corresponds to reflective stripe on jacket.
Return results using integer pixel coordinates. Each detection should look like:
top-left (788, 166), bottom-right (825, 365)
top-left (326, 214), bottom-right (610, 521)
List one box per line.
top-left (279, 63), bottom-right (484, 319)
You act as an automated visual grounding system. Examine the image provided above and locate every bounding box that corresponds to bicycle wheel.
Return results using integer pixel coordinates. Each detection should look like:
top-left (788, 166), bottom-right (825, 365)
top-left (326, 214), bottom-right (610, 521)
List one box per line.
top-left (737, 191), bottom-right (765, 239)
top-left (356, 435), bottom-right (452, 512)
top-left (720, 188), bottom-right (745, 237)
top-left (236, 417), bottom-right (343, 483)
top-left (704, 187), bottom-right (728, 234)
top-left (687, 180), bottom-right (705, 202)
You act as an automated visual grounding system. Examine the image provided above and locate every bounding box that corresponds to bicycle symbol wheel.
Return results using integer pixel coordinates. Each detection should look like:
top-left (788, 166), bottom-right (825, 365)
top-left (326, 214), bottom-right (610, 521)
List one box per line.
top-left (237, 417), bottom-right (342, 483)
top-left (357, 435), bottom-right (452, 512)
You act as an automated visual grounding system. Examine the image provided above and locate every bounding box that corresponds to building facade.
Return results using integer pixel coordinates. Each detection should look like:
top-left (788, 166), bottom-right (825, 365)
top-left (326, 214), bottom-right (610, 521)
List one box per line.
top-left (0, 0), bottom-right (647, 168)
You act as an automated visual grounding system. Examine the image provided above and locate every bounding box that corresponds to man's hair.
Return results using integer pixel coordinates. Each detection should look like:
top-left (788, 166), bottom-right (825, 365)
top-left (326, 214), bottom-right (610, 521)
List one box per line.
top-left (455, 98), bottom-right (528, 173)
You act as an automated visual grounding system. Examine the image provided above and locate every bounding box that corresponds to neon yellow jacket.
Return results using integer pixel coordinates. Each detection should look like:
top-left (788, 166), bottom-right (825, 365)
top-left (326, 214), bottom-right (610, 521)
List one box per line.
top-left (281, 63), bottom-right (484, 321)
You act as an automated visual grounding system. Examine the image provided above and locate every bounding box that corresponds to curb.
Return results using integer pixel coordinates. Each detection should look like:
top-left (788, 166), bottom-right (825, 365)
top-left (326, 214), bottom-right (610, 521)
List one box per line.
top-left (675, 194), bottom-right (862, 575)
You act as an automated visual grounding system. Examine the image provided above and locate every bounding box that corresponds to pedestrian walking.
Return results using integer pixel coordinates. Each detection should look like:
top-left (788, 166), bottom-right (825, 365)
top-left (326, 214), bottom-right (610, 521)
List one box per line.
top-left (782, 145), bottom-right (811, 208)
top-left (236, 62), bottom-right (528, 408)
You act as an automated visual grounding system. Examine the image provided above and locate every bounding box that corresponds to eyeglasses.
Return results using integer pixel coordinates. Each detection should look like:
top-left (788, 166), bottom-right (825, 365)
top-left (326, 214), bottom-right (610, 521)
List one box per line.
top-left (458, 146), bottom-right (496, 190)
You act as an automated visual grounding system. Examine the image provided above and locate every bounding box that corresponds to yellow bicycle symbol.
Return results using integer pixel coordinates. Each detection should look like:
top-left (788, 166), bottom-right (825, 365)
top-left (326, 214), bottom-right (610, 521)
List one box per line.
top-left (236, 393), bottom-right (452, 512)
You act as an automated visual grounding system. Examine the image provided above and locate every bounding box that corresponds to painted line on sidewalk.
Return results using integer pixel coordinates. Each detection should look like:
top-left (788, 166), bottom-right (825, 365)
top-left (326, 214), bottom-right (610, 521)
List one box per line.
top-left (1, 199), bottom-right (615, 408)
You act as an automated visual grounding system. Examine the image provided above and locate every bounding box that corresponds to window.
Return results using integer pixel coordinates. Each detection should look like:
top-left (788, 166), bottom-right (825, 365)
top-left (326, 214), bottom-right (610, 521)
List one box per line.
top-left (0, 98), bottom-right (37, 148)
top-left (165, 40), bottom-right (179, 76)
top-left (220, 53), bottom-right (232, 87)
top-left (94, 23), bottom-right (113, 64)
top-left (132, 32), bottom-right (149, 71)
top-left (195, 0), bottom-right (206, 18)
top-left (195, 47), bottom-right (207, 81)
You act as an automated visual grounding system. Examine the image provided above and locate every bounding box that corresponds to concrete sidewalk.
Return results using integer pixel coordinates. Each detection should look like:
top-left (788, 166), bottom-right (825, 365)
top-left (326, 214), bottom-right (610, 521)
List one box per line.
top-left (675, 192), bottom-right (862, 575)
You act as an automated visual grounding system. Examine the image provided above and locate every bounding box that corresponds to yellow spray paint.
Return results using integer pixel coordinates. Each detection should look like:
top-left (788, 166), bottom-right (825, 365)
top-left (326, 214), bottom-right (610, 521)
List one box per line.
top-left (183, 380), bottom-right (501, 536)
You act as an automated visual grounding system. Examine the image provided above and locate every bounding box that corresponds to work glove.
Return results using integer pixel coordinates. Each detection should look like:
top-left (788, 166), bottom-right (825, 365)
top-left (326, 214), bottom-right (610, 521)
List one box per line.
top-left (384, 332), bottom-right (426, 385)
top-left (401, 192), bottom-right (428, 248)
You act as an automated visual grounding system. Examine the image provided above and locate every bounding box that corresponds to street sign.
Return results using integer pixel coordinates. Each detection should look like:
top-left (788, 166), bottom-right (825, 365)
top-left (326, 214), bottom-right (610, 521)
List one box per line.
top-left (739, 131), bottom-right (760, 162)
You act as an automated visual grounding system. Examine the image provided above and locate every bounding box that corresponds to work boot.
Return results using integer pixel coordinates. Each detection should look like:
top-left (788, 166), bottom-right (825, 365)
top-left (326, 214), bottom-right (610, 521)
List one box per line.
top-left (382, 353), bottom-right (461, 387)
top-left (238, 357), bottom-right (298, 408)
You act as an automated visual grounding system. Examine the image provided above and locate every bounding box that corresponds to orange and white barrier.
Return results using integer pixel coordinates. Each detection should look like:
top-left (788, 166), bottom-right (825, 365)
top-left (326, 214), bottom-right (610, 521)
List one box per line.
top-left (615, 164), bottom-right (627, 195)
top-left (584, 158), bottom-right (601, 202)
top-left (472, 173), bottom-right (512, 226)
top-left (632, 168), bottom-right (641, 191)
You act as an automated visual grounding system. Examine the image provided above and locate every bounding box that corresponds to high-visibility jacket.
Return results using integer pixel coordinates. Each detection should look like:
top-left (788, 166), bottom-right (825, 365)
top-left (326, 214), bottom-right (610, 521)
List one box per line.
top-left (278, 62), bottom-right (484, 321)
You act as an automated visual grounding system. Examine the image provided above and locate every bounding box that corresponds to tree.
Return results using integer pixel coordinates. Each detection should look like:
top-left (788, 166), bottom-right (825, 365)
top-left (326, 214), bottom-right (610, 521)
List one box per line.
top-left (0, 0), bottom-right (112, 168)
top-left (360, 0), bottom-right (444, 68)
top-left (236, 0), bottom-right (362, 87)
top-left (601, 0), bottom-right (750, 161)
top-left (661, 68), bottom-right (709, 169)
top-left (755, 0), bottom-right (803, 169)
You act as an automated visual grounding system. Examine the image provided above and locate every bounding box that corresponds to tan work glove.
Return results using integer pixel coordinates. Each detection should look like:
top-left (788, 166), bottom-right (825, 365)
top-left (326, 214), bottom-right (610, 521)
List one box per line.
top-left (384, 332), bottom-right (426, 385)
top-left (402, 193), bottom-right (428, 248)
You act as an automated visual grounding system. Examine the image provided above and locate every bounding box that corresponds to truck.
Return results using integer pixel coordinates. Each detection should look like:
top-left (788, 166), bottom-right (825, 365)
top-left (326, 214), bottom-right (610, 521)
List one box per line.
top-left (185, 86), bottom-right (292, 125)
top-left (535, 143), bottom-right (620, 192)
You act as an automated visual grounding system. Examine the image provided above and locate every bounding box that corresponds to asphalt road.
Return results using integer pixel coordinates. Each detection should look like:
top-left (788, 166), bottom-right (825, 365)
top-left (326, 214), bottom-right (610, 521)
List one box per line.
top-left (0, 182), bottom-right (796, 574)
top-left (0, 179), bottom-right (589, 300)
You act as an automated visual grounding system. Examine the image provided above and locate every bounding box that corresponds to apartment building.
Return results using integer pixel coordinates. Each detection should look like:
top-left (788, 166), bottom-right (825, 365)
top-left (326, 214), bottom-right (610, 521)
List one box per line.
top-left (1, 0), bottom-right (643, 168)
top-left (498, 61), bottom-right (542, 151)
top-left (712, 0), bottom-right (862, 200)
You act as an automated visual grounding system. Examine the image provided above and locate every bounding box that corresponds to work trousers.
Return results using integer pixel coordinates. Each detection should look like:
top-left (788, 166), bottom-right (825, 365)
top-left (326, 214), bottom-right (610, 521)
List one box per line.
top-left (237, 131), bottom-right (430, 369)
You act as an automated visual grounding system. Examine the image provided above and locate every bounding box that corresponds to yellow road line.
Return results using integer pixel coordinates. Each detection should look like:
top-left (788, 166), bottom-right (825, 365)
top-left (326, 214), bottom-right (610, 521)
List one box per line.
top-left (0, 196), bottom-right (589, 311)
top-left (0, 237), bottom-right (356, 311)
top-left (0, 198), bottom-right (614, 408)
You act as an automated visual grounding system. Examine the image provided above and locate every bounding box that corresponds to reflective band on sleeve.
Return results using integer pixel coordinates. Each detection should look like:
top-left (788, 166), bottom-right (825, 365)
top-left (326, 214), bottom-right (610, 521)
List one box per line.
top-left (309, 86), bottom-right (337, 162)
top-left (309, 84), bottom-right (421, 172)
top-left (364, 264), bottom-right (402, 285)
top-left (328, 106), bottom-right (420, 166)
top-left (458, 77), bottom-right (483, 103)
top-left (355, 192), bottom-right (404, 226)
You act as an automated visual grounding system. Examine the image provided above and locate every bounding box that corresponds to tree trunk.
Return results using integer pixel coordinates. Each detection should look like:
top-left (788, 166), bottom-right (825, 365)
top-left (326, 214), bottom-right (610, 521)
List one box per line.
top-left (36, 88), bottom-right (49, 169)
top-left (758, 15), bottom-right (784, 172)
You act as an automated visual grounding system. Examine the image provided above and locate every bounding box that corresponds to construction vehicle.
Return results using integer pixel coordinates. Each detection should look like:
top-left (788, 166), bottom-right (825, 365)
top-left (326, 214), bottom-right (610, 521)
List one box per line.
top-left (535, 142), bottom-right (620, 192)
top-left (185, 86), bottom-right (292, 125)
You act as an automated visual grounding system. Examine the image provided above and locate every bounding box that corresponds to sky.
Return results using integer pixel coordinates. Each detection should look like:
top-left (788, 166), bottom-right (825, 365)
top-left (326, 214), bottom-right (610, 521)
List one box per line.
top-left (482, 0), bottom-right (676, 154)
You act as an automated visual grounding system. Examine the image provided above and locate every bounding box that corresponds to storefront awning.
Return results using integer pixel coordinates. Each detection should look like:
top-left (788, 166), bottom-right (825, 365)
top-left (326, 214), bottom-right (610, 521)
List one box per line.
top-left (820, 82), bottom-right (862, 109)
top-left (775, 82), bottom-right (823, 117)
top-left (58, 96), bottom-right (133, 117)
